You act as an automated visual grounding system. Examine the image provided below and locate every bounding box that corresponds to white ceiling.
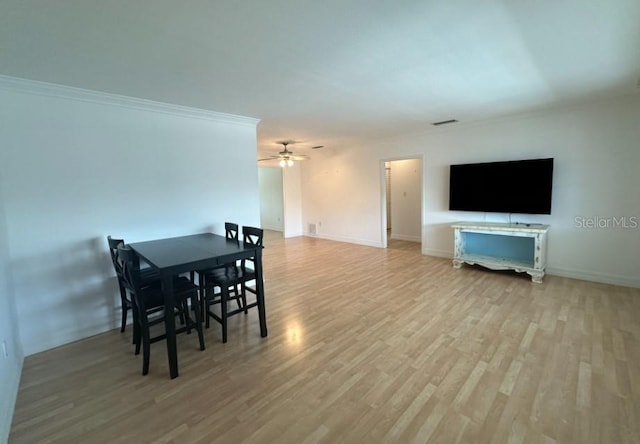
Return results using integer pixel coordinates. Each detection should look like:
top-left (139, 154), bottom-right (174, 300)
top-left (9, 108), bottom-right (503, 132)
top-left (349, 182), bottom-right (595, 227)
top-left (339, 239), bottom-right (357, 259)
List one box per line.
top-left (2, 0), bottom-right (639, 157)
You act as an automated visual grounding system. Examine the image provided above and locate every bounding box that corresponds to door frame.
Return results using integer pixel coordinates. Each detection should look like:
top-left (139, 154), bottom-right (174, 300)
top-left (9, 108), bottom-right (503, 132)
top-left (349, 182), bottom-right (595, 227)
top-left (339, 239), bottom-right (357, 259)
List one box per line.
top-left (379, 155), bottom-right (424, 249)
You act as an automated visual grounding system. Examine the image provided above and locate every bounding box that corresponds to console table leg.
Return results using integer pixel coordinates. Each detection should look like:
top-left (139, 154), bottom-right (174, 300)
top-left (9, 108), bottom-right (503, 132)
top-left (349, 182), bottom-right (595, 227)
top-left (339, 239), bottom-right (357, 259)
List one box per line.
top-left (529, 271), bottom-right (544, 284)
top-left (452, 260), bottom-right (462, 269)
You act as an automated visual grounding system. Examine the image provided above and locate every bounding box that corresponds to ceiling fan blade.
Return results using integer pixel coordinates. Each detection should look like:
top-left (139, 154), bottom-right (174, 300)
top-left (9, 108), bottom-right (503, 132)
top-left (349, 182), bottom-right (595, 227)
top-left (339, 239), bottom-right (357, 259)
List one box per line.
top-left (276, 140), bottom-right (298, 146)
top-left (267, 139), bottom-right (322, 162)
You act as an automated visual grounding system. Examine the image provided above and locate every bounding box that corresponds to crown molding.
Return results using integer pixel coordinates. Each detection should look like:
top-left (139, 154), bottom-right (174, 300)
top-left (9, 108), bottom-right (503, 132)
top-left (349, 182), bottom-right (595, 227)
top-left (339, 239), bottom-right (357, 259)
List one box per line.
top-left (0, 75), bottom-right (260, 127)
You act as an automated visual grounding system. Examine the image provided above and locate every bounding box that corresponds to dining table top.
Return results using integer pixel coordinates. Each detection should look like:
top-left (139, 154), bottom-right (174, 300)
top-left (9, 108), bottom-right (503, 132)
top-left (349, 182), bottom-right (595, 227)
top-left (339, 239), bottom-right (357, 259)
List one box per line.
top-left (130, 233), bottom-right (262, 274)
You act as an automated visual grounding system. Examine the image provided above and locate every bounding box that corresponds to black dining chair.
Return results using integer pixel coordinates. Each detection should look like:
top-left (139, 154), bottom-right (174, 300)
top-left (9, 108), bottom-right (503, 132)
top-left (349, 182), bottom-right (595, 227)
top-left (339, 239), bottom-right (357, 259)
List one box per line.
top-left (107, 236), bottom-right (161, 335)
top-left (117, 244), bottom-right (205, 375)
top-left (107, 236), bottom-right (132, 333)
top-left (201, 226), bottom-right (264, 343)
top-left (194, 222), bottom-right (240, 306)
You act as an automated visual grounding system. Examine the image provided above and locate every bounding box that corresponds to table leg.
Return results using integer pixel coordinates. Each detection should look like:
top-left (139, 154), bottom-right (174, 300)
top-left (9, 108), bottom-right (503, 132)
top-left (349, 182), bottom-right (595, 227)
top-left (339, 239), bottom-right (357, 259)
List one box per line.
top-left (162, 273), bottom-right (179, 379)
top-left (254, 250), bottom-right (268, 338)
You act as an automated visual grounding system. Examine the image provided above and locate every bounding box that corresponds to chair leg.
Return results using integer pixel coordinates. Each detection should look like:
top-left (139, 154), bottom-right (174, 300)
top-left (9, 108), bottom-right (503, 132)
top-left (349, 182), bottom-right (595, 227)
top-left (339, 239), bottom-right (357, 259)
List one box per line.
top-left (142, 334), bottom-right (151, 375)
top-left (134, 333), bottom-right (141, 355)
top-left (233, 283), bottom-right (243, 310)
top-left (119, 285), bottom-right (128, 332)
top-left (192, 293), bottom-right (205, 351)
top-left (132, 304), bottom-right (141, 350)
top-left (221, 287), bottom-right (228, 343)
top-left (178, 305), bottom-right (186, 326)
top-left (140, 314), bottom-right (151, 375)
top-left (205, 286), bottom-right (211, 329)
top-left (183, 299), bottom-right (192, 334)
top-left (198, 272), bottom-right (205, 319)
top-left (241, 282), bottom-right (248, 315)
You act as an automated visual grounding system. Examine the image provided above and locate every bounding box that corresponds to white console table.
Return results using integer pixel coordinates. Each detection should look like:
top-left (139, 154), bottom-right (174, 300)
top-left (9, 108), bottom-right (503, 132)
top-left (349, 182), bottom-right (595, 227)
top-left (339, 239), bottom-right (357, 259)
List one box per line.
top-left (452, 222), bottom-right (549, 283)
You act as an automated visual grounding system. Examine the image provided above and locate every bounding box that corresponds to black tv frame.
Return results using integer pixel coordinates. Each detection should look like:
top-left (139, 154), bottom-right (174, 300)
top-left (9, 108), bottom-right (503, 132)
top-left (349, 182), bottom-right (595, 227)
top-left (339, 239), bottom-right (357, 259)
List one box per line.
top-left (448, 158), bottom-right (554, 215)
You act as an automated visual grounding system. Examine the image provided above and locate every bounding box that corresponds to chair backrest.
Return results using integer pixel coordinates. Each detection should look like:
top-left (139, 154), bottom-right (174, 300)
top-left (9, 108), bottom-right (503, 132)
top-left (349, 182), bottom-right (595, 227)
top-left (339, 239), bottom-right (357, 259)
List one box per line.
top-left (117, 244), bottom-right (158, 314)
top-left (116, 244), bottom-right (142, 293)
top-left (242, 226), bottom-right (264, 247)
top-left (240, 227), bottom-right (263, 271)
top-left (225, 222), bottom-right (239, 241)
top-left (107, 235), bottom-right (125, 277)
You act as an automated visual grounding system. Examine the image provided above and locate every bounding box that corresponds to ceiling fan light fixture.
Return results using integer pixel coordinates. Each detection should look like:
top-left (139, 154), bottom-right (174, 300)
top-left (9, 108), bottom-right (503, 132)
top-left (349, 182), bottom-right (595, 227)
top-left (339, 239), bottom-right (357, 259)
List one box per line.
top-left (258, 140), bottom-right (314, 166)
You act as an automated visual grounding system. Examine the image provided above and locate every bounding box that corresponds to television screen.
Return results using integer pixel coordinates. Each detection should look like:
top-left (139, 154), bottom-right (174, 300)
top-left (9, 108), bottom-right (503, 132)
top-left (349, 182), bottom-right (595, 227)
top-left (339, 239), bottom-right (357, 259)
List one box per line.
top-left (449, 158), bottom-right (554, 214)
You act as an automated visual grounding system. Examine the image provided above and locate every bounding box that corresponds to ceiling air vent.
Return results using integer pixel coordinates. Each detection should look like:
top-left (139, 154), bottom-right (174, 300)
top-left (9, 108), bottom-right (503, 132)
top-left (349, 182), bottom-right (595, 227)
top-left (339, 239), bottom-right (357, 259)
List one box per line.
top-left (432, 119), bottom-right (458, 126)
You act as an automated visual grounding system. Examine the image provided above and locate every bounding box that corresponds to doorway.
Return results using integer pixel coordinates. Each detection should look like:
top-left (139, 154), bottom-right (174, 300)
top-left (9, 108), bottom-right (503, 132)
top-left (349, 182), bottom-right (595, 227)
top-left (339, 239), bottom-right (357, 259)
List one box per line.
top-left (380, 157), bottom-right (423, 251)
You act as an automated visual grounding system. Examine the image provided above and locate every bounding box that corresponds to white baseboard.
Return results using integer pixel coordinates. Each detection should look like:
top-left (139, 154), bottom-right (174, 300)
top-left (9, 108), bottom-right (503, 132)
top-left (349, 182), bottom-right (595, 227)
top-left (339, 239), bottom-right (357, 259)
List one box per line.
top-left (546, 266), bottom-right (640, 288)
top-left (390, 233), bottom-right (421, 242)
top-left (305, 233), bottom-right (383, 248)
top-left (23, 321), bottom-right (114, 357)
top-left (422, 248), bottom-right (452, 259)
top-left (261, 224), bottom-right (284, 232)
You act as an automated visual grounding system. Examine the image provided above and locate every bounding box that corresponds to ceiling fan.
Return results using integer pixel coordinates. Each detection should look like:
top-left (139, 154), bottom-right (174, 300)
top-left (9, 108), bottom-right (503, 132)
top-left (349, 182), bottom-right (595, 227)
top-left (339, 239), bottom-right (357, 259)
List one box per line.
top-left (258, 141), bottom-right (324, 167)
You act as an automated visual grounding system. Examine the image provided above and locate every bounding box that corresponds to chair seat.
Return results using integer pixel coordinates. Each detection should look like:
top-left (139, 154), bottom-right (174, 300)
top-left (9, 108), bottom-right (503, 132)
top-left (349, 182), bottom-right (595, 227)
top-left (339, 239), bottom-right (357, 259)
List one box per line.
top-left (138, 276), bottom-right (201, 344)
top-left (120, 268), bottom-right (161, 321)
top-left (139, 267), bottom-right (161, 284)
top-left (203, 265), bottom-right (255, 286)
top-left (139, 276), bottom-right (200, 310)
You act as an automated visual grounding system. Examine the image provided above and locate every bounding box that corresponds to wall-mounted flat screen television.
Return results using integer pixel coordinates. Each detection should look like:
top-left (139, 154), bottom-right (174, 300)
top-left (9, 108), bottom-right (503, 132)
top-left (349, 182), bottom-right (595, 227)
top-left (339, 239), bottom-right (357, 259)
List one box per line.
top-left (449, 158), bottom-right (554, 214)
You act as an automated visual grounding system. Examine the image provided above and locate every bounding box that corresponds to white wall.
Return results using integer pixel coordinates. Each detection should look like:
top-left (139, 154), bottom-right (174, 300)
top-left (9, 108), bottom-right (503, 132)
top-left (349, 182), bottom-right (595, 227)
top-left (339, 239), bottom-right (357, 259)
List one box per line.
top-left (301, 97), bottom-right (640, 287)
top-left (389, 159), bottom-right (422, 242)
top-left (283, 163), bottom-right (303, 238)
top-left (258, 167), bottom-right (284, 231)
top-left (0, 77), bottom-right (261, 356)
top-left (258, 163), bottom-right (304, 238)
top-left (0, 170), bottom-right (23, 444)
top-left (302, 146), bottom-right (382, 247)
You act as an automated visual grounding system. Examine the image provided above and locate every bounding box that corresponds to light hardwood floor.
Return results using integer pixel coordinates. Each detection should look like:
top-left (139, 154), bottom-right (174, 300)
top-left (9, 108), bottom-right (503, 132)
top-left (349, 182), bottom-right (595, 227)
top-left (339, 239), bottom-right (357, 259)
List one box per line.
top-left (10, 231), bottom-right (640, 443)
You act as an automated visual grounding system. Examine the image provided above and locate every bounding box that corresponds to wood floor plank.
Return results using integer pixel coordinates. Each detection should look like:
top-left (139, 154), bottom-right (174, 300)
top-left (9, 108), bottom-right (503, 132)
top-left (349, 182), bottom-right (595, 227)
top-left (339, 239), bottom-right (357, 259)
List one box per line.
top-left (9, 233), bottom-right (640, 443)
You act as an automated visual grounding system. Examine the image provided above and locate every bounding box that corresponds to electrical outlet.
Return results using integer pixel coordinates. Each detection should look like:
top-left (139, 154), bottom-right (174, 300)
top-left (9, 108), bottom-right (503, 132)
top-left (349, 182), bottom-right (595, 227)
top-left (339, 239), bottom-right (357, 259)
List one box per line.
top-left (1, 340), bottom-right (8, 359)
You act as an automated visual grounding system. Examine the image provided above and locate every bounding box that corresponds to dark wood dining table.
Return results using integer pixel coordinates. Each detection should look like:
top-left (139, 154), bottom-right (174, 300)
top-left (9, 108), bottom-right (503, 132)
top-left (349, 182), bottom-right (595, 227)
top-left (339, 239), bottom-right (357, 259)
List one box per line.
top-left (129, 233), bottom-right (267, 378)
